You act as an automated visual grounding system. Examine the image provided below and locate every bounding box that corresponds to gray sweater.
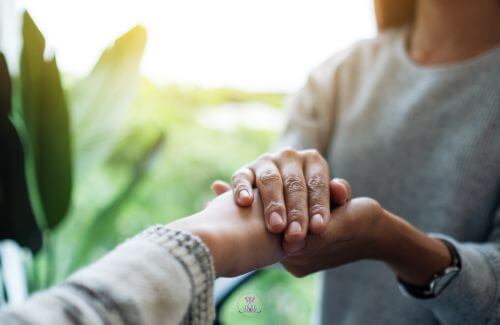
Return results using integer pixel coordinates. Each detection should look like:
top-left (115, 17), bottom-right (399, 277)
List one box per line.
top-left (278, 28), bottom-right (500, 324)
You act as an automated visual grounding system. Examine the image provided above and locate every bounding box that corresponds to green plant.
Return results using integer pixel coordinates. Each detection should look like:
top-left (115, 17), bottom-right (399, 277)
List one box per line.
top-left (0, 11), bottom-right (148, 291)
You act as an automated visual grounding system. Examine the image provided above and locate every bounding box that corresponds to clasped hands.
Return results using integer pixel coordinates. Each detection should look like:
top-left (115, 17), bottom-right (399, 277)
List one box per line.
top-left (170, 148), bottom-right (451, 286)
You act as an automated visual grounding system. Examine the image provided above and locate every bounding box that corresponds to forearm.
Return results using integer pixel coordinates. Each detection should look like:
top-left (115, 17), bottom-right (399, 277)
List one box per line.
top-left (376, 209), bottom-right (452, 286)
top-left (375, 209), bottom-right (500, 324)
top-left (169, 191), bottom-right (284, 278)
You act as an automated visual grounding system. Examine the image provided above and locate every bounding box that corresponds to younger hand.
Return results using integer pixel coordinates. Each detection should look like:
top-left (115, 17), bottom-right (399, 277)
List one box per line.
top-left (282, 183), bottom-right (451, 286)
top-left (168, 191), bottom-right (286, 277)
top-left (281, 194), bottom-right (386, 277)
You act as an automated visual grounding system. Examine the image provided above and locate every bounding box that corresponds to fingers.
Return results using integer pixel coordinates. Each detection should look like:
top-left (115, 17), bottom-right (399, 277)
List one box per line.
top-left (231, 167), bottom-right (255, 206)
top-left (277, 149), bottom-right (308, 248)
top-left (330, 178), bottom-right (352, 206)
top-left (304, 151), bottom-right (330, 234)
top-left (211, 180), bottom-right (231, 196)
top-left (229, 148), bottom-right (335, 256)
top-left (253, 157), bottom-right (287, 233)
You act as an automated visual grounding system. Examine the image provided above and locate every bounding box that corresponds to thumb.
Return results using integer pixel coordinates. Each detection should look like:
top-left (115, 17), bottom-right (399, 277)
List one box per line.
top-left (211, 180), bottom-right (231, 196)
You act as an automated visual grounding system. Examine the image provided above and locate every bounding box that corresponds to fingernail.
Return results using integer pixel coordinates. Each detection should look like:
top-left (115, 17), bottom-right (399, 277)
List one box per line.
top-left (269, 212), bottom-right (283, 227)
top-left (288, 221), bottom-right (302, 235)
top-left (239, 190), bottom-right (251, 200)
top-left (312, 214), bottom-right (323, 226)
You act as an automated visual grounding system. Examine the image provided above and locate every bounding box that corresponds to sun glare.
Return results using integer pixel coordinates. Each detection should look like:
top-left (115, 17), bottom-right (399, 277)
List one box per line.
top-left (15, 0), bottom-right (375, 92)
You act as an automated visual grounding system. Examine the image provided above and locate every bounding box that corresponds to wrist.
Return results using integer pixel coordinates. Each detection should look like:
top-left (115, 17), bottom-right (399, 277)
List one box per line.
top-left (168, 212), bottom-right (228, 277)
top-left (375, 210), bottom-right (452, 286)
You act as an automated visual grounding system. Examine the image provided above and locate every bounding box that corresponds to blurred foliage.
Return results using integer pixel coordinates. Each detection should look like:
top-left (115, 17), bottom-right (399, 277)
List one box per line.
top-left (56, 81), bottom-right (281, 274)
top-left (70, 25), bottom-right (147, 182)
top-left (19, 12), bottom-right (72, 231)
top-left (1, 11), bottom-right (147, 289)
top-left (1, 10), bottom-right (318, 323)
top-left (0, 52), bottom-right (41, 251)
top-left (220, 269), bottom-right (319, 324)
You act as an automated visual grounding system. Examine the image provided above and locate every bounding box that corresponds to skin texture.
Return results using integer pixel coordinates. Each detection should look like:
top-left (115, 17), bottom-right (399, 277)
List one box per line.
top-left (168, 191), bottom-right (285, 277)
top-left (227, 148), bottom-right (331, 253)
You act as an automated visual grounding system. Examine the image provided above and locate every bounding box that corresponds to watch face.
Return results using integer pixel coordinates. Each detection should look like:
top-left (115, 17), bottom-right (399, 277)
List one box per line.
top-left (433, 267), bottom-right (460, 295)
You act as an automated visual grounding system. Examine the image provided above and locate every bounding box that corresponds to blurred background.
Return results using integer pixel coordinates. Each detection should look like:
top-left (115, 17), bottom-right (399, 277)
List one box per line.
top-left (0, 0), bottom-right (375, 323)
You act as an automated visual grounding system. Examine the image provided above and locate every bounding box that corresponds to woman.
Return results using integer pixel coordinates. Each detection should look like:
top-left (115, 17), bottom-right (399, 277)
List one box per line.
top-left (215, 0), bottom-right (500, 324)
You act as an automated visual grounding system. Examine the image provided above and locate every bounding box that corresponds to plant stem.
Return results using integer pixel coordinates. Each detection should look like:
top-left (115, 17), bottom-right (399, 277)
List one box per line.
top-left (42, 230), bottom-right (56, 288)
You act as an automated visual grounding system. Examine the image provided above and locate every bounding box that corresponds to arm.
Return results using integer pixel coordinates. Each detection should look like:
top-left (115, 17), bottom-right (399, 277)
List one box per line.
top-left (283, 182), bottom-right (500, 324)
top-left (0, 227), bottom-right (213, 325)
top-left (400, 205), bottom-right (500, 324)
top-left (0, 191), bottom-right (284, 325)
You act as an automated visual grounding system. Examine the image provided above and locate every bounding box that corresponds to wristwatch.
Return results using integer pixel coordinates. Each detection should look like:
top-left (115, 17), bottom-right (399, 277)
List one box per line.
top-left (398, 238), bottom-right (461, 299)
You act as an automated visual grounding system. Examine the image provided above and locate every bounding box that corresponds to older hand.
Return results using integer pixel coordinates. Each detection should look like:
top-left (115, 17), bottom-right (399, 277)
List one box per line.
top-left (168, 190), bottom-right (286, 277)
top-left (212, 148), bottom-right (339, 253)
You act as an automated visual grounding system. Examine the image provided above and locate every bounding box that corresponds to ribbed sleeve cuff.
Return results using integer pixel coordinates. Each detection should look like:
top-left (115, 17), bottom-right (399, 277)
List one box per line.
top-left (135, 225), bottom-right (216, 325)
top-left (403, 233), bottom-right (499, 324)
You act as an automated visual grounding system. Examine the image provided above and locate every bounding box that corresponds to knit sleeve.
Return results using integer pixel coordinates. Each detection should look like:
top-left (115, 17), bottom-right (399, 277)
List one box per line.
top-left (404, 205), bottom-right (500, 324)
top-left (0, 225), bottom-right (216, 325)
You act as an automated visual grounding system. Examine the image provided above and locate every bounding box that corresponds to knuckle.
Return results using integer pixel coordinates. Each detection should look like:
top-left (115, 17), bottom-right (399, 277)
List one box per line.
top-left (360, 197), bottom-right (381, 210)
top-left (233, 183), bottom-right (248, 194)
top-left (304, 148), bottom-right (319, 157)
top-left (258, 169), bottom-right (281, 185)
top-left (307, 174), bottom-right (327, 192)
top-left (231, 174), bottom-right (246, 186)
top-left (304, 149), bottom-right (323, 160)
top-left (256, 153), bottom-right (273, 163)
top-left (287, 208), bottom-right (306, 220)
top-left (279, 147), bottom-right (299, 159)
top-left (310, 203), bottom-right (327, 215)
top-left (284, 175), bottom-right (306, 193)
top-left (264, 200), bottom-right (284, 215)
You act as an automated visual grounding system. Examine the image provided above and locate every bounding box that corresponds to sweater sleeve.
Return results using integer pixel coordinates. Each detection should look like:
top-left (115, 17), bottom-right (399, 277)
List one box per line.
top-left (0, 225), bottom-right (216, 325)
top-left (404, 205), bottom-right (500, 324)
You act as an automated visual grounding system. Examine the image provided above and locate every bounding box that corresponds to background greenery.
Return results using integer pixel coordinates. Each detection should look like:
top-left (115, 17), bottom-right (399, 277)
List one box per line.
top-left (56, 81), bottom-right (319, 324)
top-left (1, 12), bottom-right (318, 324)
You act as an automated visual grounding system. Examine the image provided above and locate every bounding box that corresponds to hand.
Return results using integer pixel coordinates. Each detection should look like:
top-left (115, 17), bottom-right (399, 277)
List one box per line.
top-left (282, 181), bottom-right (452, 286)
top-left (168, 191), bottom-right (286, 277)
top-left (282, 194), bottom-right (386, 277)
top-left (212, 147), bottom-right (336, 253)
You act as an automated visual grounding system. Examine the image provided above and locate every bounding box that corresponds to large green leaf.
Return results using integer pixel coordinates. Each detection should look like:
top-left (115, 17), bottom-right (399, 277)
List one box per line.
top-left (0, 52), bottom-right (41, 251)
top-left (19, 12), bottom-right (72, 230)
top-left (70, 25), bottom-right (147, 181)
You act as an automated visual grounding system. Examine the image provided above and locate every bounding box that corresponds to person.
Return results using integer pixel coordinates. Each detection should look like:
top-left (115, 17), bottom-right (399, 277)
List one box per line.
top-left (0, 180), bottom-right (352, 324)
top-left (212, 0), bottom-right (500, 324)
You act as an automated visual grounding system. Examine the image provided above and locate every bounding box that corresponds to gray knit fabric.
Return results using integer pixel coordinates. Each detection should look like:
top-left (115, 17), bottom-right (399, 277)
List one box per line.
top-left (279, 28), bottom-right (500, 324)
top-left (0, 226), bottom-right (215, 325)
